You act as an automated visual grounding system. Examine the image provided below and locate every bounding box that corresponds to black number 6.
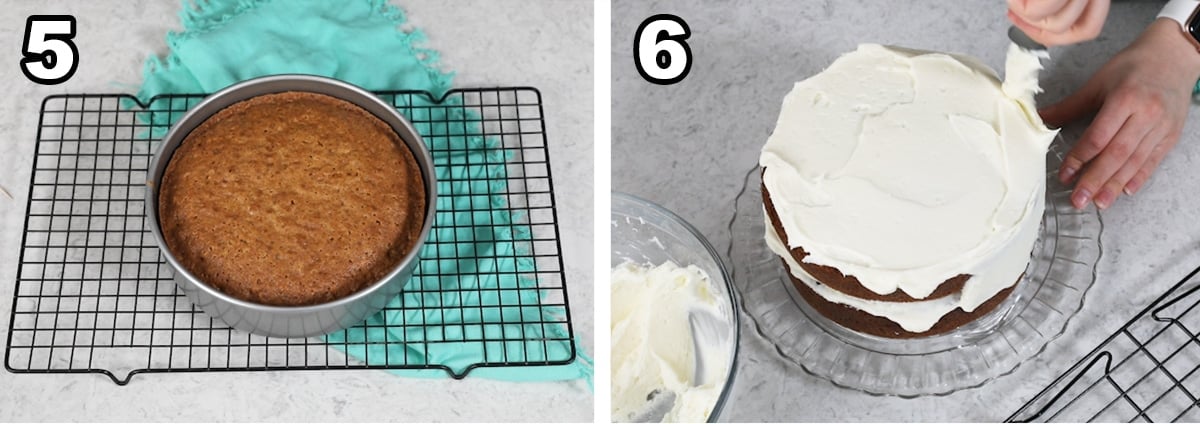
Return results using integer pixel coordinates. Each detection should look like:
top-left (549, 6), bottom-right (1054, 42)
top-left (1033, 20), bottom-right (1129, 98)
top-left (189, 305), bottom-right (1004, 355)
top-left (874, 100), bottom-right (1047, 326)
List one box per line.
top-left (633, 14), bottom-right (692, 85)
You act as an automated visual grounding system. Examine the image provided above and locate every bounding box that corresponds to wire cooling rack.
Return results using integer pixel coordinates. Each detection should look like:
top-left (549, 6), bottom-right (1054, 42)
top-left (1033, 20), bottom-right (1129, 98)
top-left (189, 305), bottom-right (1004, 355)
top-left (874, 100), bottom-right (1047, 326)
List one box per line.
top-left (4, 87), bottom-right (576, 385)
top-left (1009, 265), bottom-right (1200, 422)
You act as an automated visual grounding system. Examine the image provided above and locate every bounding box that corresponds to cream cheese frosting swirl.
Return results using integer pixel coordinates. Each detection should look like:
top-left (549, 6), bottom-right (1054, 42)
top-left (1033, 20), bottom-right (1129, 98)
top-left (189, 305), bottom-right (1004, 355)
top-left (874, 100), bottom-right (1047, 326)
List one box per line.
top-left (760, 44), bottom-right (1057, 320)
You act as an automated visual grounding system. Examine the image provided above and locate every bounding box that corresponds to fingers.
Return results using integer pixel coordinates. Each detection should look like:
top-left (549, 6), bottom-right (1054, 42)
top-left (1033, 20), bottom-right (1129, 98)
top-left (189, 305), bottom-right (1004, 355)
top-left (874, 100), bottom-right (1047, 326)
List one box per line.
top-left (1069, 111), bottom-right (1154, 209)
top-left (1074, 0), bottom-right (1110, 40)
top-left (1125, 139), bottom-right (1172, 195)
top-left (1058, 95), bottom-right (1129, 185)
top-left (1096, 128), bottom-right (1160, 207)
top-left (1008, 0), bottom-right (1109, 46)
top-left (1008, 0), bottom-right (1071, 21)
top-left (1008, 10), bottom-right (1047, 40)
top-left (1039, 0), bottom-right (1091, 34)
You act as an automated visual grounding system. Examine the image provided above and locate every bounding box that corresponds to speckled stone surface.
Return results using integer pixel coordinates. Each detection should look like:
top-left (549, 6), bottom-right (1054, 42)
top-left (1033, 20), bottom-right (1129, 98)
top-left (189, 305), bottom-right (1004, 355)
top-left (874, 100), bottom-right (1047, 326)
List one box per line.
top-left (613, 0), bottom-right (1200, 421)
top-left (0, 0), bottom-right (592, 421)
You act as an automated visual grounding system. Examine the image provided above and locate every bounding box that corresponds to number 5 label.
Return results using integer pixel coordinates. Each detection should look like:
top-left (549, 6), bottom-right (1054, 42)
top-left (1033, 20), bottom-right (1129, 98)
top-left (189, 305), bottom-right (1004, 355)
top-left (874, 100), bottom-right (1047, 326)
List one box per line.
top-left (21, 15), bottom-right (79, 85)
top-left (634, 14), bottom-right (692, 85)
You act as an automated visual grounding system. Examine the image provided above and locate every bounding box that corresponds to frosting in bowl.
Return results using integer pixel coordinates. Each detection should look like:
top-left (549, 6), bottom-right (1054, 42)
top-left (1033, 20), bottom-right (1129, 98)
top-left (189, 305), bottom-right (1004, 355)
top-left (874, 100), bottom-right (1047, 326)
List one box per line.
top-left (611, 261), bottom-right (730, 422)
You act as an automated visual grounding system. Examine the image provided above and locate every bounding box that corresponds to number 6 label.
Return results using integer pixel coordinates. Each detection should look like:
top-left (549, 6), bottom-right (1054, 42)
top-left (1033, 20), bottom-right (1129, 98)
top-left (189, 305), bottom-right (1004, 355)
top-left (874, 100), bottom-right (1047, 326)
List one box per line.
top-left (20, 15), bottom-right (79, 85)
top-left (633, 14), bottom-right (692, 85)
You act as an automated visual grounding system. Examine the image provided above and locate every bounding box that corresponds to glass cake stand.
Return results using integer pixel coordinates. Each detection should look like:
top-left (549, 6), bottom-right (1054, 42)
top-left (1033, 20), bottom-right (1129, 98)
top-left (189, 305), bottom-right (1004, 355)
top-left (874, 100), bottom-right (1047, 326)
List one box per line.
top-left (727, 136), bottom-right (1102, 397)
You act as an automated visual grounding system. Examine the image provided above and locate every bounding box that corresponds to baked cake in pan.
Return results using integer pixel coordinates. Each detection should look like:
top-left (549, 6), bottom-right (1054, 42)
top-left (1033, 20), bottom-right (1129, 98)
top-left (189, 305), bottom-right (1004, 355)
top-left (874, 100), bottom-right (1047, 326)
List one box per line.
top-left (158, 91), bottom-right (426, 306)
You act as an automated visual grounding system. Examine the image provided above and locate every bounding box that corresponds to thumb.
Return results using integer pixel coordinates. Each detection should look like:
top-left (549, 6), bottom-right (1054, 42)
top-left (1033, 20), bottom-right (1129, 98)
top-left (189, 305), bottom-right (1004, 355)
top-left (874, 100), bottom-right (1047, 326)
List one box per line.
top-left (1039, 82), bottom-right (1101, 127)
top-left (1006, 0), bottom-right (1033, 21)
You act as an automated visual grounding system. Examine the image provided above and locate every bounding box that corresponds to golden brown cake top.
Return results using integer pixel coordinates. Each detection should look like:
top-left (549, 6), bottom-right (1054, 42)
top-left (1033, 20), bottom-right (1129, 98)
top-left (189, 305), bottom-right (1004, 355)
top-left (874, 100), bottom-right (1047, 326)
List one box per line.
top-left (158, 91), bottom-right (426, 306)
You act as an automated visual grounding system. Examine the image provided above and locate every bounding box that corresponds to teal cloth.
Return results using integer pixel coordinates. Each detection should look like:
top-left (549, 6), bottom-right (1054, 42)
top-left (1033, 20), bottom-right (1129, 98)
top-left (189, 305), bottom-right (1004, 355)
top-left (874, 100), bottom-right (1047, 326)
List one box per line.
top-left (131, 0), bottom-right (592, 384)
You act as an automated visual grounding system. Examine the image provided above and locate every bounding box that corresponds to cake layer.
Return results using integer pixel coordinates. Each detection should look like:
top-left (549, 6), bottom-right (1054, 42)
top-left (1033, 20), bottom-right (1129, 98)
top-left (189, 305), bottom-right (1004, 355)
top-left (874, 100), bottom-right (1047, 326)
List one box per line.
top-left (759, 44), bottom-right (1056, 309)
top-left (766, 221), bottom-right (1025, 333)
top-left (763, 180), bottom-right (962, 303)
top-left (159, 91), bottom-right (426, 306)
top-left (792, 270), bottom-right (1015, 339)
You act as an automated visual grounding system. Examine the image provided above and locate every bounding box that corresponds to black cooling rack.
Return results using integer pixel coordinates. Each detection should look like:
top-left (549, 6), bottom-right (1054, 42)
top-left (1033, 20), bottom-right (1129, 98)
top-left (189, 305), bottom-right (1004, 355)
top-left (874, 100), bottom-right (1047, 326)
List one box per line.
top-left (4, 87), bottom-right (576, 385)
top-left (1009, 265), bottom-right (1200, 422)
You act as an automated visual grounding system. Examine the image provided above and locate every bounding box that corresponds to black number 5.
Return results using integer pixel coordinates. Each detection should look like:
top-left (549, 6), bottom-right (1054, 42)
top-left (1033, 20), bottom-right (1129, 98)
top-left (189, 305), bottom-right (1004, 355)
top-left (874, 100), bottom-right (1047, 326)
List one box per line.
top-left (20, 15), bottom-right (79, 85)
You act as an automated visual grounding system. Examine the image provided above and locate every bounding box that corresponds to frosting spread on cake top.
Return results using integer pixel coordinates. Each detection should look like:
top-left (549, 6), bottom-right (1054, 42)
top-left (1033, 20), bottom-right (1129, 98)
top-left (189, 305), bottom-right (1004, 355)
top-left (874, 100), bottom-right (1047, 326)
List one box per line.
top-left (760, 44), bottom-right (1057, 311)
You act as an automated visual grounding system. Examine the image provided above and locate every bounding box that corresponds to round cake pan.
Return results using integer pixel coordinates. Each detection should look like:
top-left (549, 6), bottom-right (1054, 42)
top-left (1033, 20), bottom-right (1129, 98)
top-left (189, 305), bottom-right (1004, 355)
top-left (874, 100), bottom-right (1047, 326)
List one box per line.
top-left (145, 74), bottom-right (437, 338)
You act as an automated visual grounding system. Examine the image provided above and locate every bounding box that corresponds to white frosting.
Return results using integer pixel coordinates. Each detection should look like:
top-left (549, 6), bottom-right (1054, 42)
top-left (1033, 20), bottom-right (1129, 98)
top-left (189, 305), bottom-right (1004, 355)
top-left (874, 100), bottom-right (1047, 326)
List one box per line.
top-left (760, 44), bottom-right (1056, 329)
top-left (767, 219), bottom-right (991, 333)
top-left (611, 261), bottom-right (729, 423)
top-left (1003, 44), bottom-right (1052, 115)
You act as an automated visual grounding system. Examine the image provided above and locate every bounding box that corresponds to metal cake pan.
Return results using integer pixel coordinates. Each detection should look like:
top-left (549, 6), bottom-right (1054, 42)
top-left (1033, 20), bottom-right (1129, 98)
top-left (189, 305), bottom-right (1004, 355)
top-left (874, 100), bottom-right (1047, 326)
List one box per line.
top-left (145, 74), bottom-right (437, 338)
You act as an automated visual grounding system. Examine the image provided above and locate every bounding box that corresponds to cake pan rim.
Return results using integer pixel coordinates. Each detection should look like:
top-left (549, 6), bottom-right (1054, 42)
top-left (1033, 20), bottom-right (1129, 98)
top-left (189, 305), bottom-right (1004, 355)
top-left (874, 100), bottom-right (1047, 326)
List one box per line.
top-left (144, 74), bottom-right (438, 315)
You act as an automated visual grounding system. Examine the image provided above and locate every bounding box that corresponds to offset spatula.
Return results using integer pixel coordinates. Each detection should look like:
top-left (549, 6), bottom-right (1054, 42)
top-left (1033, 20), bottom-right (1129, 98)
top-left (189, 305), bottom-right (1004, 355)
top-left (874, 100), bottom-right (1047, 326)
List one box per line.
top-left (1008, 25), bottom-right (1048, 51)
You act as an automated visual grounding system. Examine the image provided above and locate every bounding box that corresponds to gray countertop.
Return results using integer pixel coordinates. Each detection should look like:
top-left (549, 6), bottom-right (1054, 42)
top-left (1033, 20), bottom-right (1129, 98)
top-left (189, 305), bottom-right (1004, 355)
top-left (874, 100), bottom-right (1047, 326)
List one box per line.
top-left (613, 0), bottom-right (1200, 421)
top-left (0, 0), bottom-right (593, 421)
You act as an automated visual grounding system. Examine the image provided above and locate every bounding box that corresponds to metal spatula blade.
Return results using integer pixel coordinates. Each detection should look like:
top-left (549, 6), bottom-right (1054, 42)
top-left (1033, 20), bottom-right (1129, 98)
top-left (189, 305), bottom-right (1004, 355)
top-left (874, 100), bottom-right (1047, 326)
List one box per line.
top-left (631, 389), bottom-right (677, 423)
top-left (1008, 26), bottom-right (1047, 51)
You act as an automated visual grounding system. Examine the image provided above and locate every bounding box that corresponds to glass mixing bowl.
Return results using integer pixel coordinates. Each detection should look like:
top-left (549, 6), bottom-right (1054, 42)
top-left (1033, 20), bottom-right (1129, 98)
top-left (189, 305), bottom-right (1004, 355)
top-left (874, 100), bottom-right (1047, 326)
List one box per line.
top-left (611, 192), bottom-right (740, 422)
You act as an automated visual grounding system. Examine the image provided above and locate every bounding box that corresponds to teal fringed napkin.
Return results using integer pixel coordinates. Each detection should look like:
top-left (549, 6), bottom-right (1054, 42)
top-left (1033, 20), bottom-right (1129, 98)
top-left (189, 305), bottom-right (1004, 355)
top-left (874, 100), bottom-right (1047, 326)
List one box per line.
top-left (133, 0), bottom-right (591, 384)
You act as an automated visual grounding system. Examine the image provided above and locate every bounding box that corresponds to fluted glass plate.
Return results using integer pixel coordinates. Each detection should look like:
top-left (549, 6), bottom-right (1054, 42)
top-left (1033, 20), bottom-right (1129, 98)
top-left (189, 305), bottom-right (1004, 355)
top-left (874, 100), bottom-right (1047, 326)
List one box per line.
top-left (727, 137), bottom-right (1101, 397)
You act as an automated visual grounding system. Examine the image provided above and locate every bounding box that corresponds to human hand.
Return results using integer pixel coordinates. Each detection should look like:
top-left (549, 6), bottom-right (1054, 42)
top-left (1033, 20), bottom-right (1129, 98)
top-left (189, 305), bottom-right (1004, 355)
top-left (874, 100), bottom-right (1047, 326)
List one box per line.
top-left (1007, 0), bottom-right (1110, 46)
top-left (1039, 18), bottom-right (1200, 210)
